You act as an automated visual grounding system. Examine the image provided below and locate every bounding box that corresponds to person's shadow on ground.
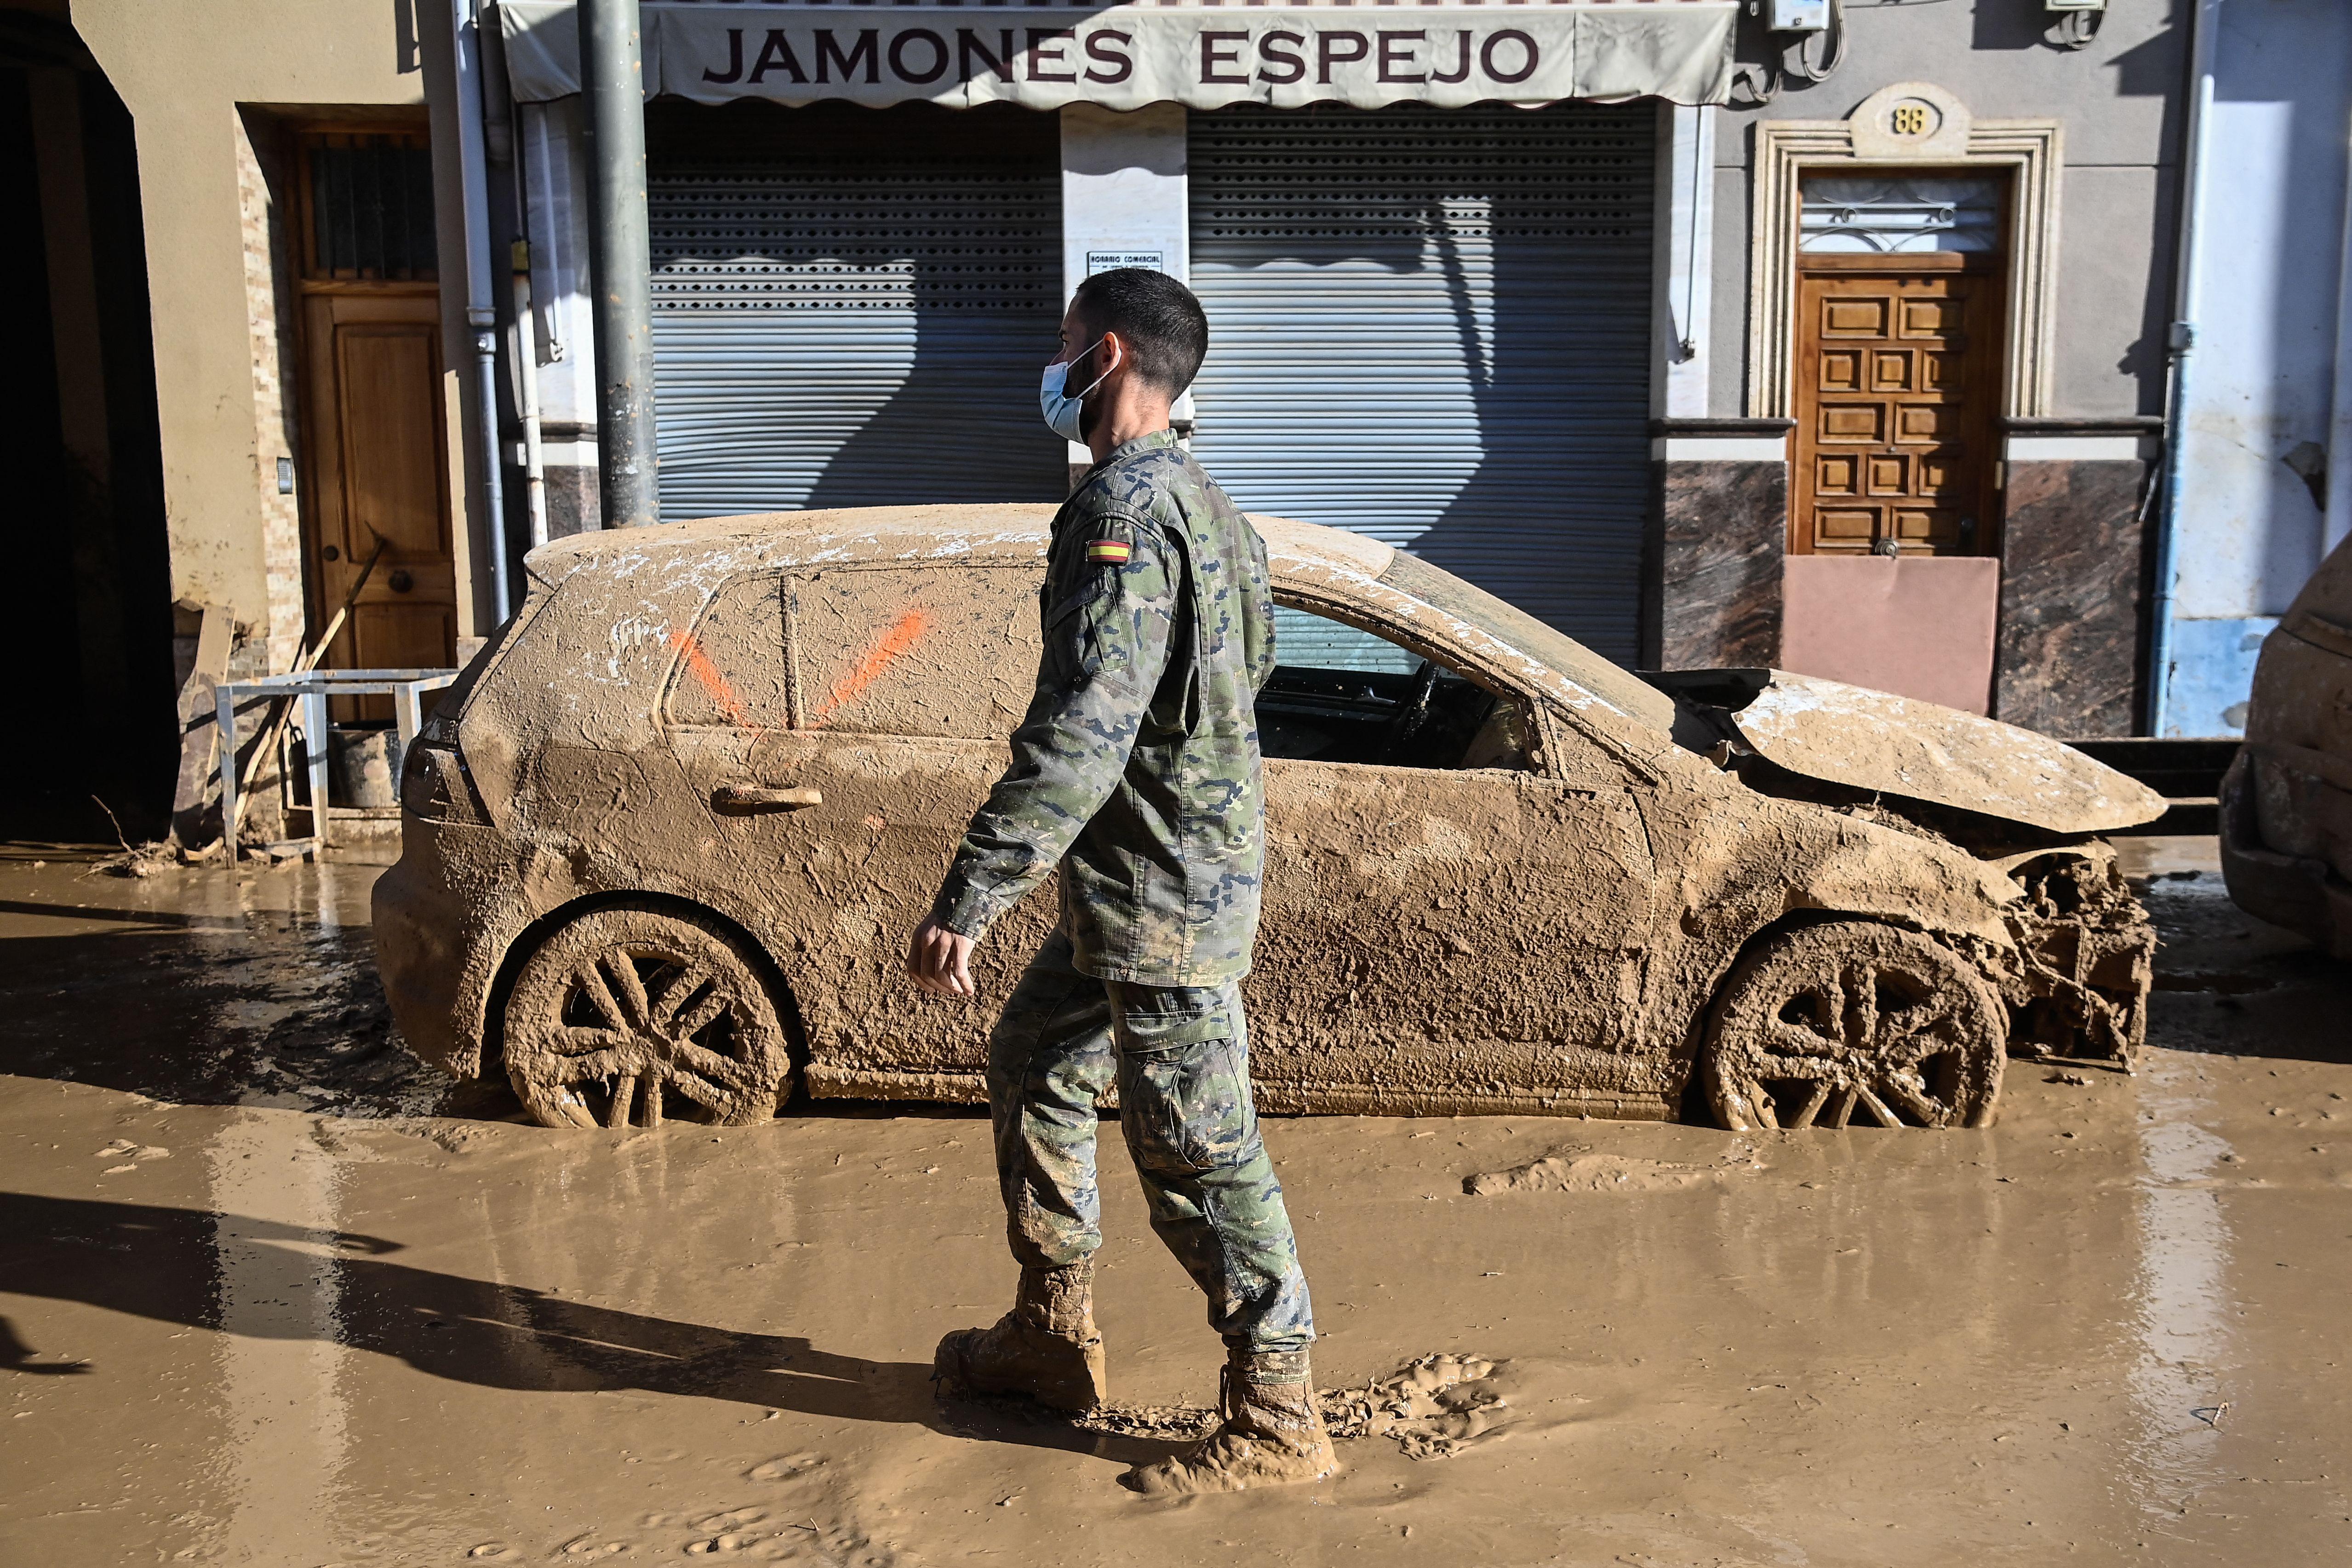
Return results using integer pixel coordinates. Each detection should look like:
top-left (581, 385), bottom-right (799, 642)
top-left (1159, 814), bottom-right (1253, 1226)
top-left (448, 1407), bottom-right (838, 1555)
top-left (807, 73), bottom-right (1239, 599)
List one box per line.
top-left (0, 1191), bottom-right (1177, 1466)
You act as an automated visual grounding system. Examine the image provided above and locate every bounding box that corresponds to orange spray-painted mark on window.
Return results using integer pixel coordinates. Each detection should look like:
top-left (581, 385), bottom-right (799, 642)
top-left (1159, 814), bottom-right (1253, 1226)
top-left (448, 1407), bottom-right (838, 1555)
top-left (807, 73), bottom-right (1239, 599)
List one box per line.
top-left (667, 628), bottom-right (758, 732)
top-left (807, 608), bottom-right (933, 728)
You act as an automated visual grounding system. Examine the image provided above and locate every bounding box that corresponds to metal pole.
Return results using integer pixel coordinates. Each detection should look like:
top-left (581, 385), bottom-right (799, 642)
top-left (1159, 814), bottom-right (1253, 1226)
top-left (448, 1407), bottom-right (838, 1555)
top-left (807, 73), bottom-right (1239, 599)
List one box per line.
top-left (512, 240), bottom-right (551, 548)
top-left (2148, 0), bottom-right (2221, 737)
top-left (580, 0), bottom-right (659, 527)
top-left (450, 0), bottom-right (513, 621)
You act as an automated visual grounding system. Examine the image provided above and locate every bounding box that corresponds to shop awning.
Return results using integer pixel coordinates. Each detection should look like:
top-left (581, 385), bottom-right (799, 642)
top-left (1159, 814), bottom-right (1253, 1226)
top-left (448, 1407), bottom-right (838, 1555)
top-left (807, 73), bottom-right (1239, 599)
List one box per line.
top-left (498, 1), bottom-right (1735, 111)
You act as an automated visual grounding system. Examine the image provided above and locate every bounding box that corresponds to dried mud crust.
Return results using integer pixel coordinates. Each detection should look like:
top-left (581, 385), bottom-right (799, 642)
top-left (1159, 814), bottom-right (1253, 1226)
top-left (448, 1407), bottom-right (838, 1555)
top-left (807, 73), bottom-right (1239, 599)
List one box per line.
top-left (1702, 922), bottom-right (2007, 1131)
top-left (503, 907), bottom-right (792, 1129)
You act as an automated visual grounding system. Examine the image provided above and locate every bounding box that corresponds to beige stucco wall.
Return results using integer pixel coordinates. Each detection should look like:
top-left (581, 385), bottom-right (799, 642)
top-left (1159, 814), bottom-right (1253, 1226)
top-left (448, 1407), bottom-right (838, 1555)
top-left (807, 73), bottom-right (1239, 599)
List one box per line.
top-left (68, 0), bottom-right (477, 648)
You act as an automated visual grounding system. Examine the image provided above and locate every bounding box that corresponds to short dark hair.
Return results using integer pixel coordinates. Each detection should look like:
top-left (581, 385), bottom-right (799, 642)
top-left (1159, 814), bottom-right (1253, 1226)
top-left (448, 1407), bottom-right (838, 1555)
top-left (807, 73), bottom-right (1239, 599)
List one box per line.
top-left (1070, 268), bottom-right (1209, 396)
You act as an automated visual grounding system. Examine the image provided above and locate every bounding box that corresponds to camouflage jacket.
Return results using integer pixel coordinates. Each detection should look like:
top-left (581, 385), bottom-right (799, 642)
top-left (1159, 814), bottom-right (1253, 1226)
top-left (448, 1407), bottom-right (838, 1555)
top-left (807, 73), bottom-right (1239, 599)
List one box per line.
top-left (931, 429), bottom-right (1276, 984)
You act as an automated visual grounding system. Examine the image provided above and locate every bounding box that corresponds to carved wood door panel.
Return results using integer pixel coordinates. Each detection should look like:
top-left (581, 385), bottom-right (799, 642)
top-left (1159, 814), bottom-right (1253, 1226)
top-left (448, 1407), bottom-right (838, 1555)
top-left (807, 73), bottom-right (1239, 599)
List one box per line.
top-left (1792, 263), bottom-right (2003, 558)
top-left (302, 292), bottom-right (457, 703)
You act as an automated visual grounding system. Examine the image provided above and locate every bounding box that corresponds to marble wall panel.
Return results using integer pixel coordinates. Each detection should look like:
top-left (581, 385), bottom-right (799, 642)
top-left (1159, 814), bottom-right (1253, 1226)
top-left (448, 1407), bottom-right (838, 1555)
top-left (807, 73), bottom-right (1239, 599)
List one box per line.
top-left (1993, 458), bottom-right (2149, 737)
top-left (1657, 459), bottom-right (1785, 670)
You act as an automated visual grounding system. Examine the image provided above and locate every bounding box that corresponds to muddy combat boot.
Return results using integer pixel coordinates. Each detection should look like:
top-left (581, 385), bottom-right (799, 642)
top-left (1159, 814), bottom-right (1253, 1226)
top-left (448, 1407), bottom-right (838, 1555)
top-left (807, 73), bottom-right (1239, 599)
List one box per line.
top-left (1121, 1352), bottom-right (1339, 1497)
top-left (933, 1261), bottom-right (1108, 1413)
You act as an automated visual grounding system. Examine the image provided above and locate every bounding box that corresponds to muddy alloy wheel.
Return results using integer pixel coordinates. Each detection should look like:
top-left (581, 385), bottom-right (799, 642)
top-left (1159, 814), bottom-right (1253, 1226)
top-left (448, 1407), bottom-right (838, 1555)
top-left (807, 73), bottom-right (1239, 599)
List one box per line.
top-left (1701, 922), bottom-right (2006, 1132)
top-left (503, 907), bottom-right (791, 1130)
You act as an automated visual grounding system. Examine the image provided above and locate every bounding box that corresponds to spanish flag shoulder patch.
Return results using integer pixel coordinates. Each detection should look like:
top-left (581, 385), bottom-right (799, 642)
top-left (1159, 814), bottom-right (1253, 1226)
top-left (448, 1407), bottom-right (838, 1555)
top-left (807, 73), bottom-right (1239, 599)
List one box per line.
top-left (1086, 539), bottom-right (1132, 564)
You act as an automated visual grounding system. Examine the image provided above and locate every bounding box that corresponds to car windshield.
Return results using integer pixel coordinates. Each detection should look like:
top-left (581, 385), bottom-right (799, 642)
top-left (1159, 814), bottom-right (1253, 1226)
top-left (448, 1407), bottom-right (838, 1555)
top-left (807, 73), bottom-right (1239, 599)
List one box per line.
top-left (1374, 552), bottom-right (1676, 733)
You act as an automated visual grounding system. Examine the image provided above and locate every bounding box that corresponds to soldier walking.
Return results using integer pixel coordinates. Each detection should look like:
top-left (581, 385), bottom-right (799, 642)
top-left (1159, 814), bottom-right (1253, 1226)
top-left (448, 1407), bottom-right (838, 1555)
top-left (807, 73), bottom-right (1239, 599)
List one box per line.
top-left (904, 268), bottom-right (1334, 1496)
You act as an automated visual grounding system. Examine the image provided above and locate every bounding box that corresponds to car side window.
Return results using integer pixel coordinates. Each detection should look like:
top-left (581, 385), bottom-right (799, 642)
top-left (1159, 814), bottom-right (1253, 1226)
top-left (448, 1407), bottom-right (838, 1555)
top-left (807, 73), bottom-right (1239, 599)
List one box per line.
top-left (1261, 602), bottom-right (1532, 771)
top-left (792, 566), bottom-right (1041, 739)
top-left (666, 572), bottom-right (791, 730)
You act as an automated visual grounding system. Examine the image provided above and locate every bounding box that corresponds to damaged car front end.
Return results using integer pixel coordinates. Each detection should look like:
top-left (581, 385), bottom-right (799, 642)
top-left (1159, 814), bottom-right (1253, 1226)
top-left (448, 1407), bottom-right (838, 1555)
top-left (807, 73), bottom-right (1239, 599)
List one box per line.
top-left (1646, 669), bottom-right (2163, 1071)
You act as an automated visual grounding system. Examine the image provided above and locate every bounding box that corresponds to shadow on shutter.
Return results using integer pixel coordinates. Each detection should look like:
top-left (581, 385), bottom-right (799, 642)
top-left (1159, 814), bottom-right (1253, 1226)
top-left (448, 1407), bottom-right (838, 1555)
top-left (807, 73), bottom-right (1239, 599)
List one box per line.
top-left (648, 103), bottom-right (1067, 519)
top-left (1189, 105), bottom-right (1654, 664)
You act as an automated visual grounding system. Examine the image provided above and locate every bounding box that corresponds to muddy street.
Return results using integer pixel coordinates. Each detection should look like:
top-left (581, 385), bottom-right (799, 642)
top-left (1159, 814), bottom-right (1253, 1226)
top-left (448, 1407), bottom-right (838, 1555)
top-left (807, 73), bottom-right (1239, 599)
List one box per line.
top-left (2, 844), bottom-right (2348, 1566)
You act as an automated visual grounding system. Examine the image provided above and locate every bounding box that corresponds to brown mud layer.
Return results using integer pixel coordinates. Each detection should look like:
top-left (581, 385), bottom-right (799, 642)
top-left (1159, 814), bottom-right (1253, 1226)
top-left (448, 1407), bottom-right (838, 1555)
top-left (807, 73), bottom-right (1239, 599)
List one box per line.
top-left (3, 845), bottom-right (2350, 1565)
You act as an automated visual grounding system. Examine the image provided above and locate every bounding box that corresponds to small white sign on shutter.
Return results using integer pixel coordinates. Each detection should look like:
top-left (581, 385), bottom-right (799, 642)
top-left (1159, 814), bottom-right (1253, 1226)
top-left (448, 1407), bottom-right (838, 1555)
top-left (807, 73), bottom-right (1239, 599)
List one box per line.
top-left (1087, 250), bottom-right (1166, 276)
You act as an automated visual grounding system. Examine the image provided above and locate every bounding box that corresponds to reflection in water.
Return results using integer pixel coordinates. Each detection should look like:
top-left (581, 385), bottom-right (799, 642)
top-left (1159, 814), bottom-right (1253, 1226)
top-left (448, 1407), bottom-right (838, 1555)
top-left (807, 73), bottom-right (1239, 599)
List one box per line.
top-left (2128, 1055), bottom-right (2238, 1521)
top-left (200, 873), bottom-right (355, 1560)
top-left (206, 1110), bottom-right (350, 1562)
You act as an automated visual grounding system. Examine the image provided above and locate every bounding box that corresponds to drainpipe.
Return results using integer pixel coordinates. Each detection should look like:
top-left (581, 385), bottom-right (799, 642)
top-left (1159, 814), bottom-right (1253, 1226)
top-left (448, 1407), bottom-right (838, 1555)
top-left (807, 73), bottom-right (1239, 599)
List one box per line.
top-left (2148, 0), bottom-right (2221, 737)
top-left (479, 11), bottom-right (548, 550)
top-left (2325, 104), bottom-right (2352, 556)
top-left (579, 0), bottom-right (660, 527)
top-left (513, 241), bottom-right (551, 549)
top-left (450, 0), bottom-right (512, 622)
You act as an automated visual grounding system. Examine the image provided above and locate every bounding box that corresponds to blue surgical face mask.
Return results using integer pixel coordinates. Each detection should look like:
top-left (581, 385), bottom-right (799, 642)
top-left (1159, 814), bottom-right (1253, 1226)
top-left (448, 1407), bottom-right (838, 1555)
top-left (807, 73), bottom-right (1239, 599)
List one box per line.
top-left (1040, 336), bottom-right (1118, 443)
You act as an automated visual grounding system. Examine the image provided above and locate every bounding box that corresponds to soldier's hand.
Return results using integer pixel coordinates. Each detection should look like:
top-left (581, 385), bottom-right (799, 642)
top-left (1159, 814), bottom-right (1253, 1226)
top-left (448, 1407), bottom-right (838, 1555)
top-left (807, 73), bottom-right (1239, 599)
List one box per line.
top-left (906, 916), bottom-right (978, 998)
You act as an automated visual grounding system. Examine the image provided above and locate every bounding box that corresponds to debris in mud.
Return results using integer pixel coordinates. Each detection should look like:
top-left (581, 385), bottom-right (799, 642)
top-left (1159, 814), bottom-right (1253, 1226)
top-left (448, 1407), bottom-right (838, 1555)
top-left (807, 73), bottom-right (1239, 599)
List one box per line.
top-left (1998, 852), bottom-right (2156, 1070)
top-left (1465, 1145), bottom-right (1762, 1195)
top-left (2047, 1071), bottom-right (2092, 1086)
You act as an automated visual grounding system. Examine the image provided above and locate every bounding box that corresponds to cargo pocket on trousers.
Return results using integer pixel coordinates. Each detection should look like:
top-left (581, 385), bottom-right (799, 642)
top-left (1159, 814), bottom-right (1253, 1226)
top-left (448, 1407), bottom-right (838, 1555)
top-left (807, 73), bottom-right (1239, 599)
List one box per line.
top-left (1119, 1037), bottom-right (1253, 1176)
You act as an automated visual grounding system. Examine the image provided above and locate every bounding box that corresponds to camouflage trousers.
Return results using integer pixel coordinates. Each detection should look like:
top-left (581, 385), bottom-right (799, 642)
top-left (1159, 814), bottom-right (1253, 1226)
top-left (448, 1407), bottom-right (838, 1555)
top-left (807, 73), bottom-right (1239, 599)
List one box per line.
top-left (985, 930), bottom-right (1315, 1359)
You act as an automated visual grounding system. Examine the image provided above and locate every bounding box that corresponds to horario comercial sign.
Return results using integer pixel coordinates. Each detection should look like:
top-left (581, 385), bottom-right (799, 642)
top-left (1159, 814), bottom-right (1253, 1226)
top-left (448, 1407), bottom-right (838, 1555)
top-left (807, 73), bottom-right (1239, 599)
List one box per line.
top-left (499, 1), bottom-right (1737, 109)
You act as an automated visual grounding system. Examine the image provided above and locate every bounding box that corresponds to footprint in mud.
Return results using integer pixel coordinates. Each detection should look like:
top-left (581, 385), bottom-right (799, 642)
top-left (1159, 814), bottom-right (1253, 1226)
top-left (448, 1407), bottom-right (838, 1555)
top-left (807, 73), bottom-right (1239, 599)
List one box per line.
top-left (1322, 1355), bottom-right (1518, 1459)
top-left (1071, 1354), bottom-right (1527, 1462)
top-left (1464, 1147), bottom-right (1761, 1196)
top-left (745, 1452), bottom-right (826, 1482)
top-left (681, 1516), bottom-right (897, 1562)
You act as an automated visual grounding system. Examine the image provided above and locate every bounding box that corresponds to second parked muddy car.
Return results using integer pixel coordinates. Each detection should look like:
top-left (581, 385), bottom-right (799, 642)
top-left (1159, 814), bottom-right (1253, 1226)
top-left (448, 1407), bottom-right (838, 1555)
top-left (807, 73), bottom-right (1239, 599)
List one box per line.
top-left (375, 505), bottom-right (2164, 1136)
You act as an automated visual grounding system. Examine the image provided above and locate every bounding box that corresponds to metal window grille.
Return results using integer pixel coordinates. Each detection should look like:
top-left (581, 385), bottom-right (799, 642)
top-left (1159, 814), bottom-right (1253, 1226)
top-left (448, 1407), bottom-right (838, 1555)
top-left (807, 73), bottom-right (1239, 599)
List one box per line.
top-left (305, 134), bottom-right (437, 281)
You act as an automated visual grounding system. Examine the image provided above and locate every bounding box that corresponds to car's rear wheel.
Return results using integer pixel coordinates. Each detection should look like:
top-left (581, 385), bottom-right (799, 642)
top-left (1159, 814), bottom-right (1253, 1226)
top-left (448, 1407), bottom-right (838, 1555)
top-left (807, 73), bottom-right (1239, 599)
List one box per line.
top-left (503, 907), bottom-right (792, 1130)
top-left (1700, 922), bottom-right (2005, 1131)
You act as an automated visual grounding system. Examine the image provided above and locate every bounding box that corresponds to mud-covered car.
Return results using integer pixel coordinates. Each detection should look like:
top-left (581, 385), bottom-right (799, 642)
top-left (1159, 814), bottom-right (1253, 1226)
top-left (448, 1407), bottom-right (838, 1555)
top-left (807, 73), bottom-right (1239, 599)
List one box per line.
top-left (2222, 531), bottom-right (2352, 957)
top-left (374, 505), bottom-right (2163, 1135)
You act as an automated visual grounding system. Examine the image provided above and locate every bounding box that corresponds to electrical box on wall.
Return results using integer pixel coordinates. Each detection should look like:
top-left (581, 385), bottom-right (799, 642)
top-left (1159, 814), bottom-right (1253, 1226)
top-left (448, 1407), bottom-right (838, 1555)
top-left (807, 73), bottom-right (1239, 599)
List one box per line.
top-left (1767, 0), bottom-right (1829, 31)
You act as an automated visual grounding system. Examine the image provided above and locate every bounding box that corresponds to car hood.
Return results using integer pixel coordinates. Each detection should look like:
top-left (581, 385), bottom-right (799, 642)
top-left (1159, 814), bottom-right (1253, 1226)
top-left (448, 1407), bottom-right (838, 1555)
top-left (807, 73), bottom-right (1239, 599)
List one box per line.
top-left (1644, 669), bottom-right (2166, 835)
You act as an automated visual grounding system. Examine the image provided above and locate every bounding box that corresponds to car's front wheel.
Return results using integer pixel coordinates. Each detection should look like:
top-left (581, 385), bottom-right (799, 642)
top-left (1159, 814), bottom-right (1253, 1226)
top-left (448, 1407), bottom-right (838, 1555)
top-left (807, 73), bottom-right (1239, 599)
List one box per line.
top-left (1700, 922), bottom-right (2005, 1131)
top-left (502, 906), bottom-right (793, 1130)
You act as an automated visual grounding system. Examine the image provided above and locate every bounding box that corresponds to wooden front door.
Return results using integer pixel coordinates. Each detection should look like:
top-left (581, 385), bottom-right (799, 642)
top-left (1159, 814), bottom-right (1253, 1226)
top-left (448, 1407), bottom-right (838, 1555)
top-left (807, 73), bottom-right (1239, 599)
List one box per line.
top-left (301, 292), bottom-right (456, 681)
top-left (1792, 258), bottom-right (2003, 557)
top-left (292, 127), bottom-right (454, 718)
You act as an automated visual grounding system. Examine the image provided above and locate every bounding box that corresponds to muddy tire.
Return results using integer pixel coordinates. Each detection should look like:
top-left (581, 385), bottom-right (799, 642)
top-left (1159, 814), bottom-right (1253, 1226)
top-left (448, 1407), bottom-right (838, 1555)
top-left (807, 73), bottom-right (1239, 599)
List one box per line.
top-left (1701, 922), bottom-right (2005, 1132)
top-left (503, 907), bottom-right (791, 1130)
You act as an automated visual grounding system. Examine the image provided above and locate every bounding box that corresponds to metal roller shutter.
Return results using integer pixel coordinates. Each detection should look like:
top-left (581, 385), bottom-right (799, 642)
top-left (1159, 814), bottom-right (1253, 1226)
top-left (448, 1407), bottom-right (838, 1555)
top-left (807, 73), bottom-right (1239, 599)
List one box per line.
top-left (1189, 106), bottom-right (1655, 663)
top-left (648, 114), bottom-right (1065, 519)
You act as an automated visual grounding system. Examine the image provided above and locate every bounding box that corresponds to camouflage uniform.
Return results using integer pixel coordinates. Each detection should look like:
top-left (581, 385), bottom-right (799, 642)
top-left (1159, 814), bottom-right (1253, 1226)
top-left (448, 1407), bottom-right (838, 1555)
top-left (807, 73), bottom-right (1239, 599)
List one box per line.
top-left (932, 429), bottom-right (1313, 1362)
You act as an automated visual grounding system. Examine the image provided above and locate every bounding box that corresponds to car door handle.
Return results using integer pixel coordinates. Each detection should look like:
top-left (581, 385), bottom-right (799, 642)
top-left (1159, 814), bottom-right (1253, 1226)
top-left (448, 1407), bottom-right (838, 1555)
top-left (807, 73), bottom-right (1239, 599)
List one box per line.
top-left (714, 784), bottom-right (823, 811)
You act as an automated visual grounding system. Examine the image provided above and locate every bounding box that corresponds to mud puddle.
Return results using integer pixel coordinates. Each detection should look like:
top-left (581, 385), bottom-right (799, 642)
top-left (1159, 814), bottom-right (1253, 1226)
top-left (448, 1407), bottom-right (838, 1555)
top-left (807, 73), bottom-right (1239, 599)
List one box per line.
top-left (4, 849), bottom-right (2352, 1565)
